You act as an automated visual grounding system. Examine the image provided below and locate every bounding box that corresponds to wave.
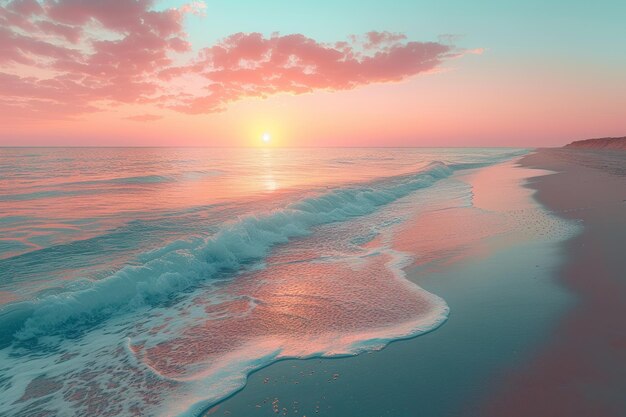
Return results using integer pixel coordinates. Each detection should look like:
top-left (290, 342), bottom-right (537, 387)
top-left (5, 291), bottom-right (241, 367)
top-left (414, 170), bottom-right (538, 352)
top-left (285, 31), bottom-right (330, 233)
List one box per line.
top-left (0, 189), bottom-right (82, 202)
top-left (0, 162), bottom-right (454, 346)
top-left (60, 174), bottom-right (174, 187)
top-left (67, 171), bottom-right (222, 186)
top-left (0, 175), bottom-right (172, 202)
top-left (0, 172), bottom-right (226, 203)
top-left (108, 174), bottom-right (173, 184)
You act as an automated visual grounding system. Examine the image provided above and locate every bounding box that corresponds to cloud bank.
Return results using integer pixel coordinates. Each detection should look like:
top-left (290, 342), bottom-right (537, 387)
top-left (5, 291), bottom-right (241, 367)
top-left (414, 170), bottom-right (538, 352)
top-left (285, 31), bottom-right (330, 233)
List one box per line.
top-left (0, 0), bottom-right (458, 121)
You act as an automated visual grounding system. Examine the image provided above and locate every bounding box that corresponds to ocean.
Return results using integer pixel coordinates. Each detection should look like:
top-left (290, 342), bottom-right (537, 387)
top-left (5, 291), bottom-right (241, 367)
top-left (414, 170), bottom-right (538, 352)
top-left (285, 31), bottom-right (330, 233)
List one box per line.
top-left (0, 147), bottom-right (531, 416)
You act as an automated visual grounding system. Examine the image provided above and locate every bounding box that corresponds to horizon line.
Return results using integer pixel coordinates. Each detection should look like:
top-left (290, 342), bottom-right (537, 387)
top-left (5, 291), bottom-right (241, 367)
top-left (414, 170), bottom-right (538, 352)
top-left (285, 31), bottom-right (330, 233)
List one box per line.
top-left (0, 145), bottom-right (539, 149)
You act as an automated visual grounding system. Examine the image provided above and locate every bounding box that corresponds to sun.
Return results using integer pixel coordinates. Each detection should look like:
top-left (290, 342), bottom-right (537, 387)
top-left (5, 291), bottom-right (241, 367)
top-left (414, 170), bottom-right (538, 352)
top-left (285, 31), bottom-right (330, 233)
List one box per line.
top-left (262, 132), bottom-right (271, 143)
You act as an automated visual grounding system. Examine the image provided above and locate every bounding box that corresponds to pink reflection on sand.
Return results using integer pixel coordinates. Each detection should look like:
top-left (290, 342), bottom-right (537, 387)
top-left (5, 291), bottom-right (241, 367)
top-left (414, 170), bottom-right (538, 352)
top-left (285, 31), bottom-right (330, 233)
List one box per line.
top-left (135, 251), bottom-right (440, 379)
top-left (466, 160), bottom-right (553, 212)
top-left (394, 159), bottom-right (558, 271)
top-left (394, 206), bottom-right (505, 269)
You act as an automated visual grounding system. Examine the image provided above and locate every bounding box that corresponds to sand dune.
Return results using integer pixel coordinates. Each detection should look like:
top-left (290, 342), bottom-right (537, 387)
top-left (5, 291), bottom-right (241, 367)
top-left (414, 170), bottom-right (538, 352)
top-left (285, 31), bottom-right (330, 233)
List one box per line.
top-left (565, 136), bottom-right (626, 150)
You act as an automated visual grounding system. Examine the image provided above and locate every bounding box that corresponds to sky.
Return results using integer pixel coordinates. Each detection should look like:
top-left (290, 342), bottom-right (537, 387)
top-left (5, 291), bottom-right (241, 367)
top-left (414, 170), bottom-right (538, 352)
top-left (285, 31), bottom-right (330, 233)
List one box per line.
top-left (1, 0), bottom-right (625, 147)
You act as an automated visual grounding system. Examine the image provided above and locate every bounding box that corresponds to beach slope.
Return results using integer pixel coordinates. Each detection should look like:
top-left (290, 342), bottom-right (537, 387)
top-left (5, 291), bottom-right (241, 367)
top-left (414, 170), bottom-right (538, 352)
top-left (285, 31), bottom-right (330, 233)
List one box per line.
top-left (482, 148), bottom-right (626, 417)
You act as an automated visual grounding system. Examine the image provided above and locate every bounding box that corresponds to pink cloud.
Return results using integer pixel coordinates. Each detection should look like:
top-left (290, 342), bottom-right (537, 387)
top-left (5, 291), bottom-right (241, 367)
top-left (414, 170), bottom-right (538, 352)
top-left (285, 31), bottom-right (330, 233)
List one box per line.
top-left (36, 20), bottom-right (82, 43)
top-left (0, 0), bottom-right (190, 120)
top-left (7, 0), bottom-right (42, 16)
top-left (0, 0), bottom-right (462, 122)
top-left (362, 31), bottom-right (407, 49)
top-left (180, 1), bottom-right (206, 17)
top-left (466, 47), bottom-right (486, 55)
top-left (47, 0), bottom-right (159, 33)
top-left (165, 32), bottom-right (455, 114)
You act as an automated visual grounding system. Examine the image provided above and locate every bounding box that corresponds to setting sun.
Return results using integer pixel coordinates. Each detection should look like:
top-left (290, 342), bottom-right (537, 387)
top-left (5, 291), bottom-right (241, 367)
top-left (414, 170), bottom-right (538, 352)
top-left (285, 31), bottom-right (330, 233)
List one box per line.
top-left (262, 132), bottom-right (271, 143)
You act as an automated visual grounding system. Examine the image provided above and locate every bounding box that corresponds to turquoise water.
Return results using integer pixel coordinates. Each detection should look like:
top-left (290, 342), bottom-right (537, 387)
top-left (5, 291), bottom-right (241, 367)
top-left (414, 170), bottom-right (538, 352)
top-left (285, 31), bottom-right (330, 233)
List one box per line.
top-left (0, 148), bottom-right (529, 416)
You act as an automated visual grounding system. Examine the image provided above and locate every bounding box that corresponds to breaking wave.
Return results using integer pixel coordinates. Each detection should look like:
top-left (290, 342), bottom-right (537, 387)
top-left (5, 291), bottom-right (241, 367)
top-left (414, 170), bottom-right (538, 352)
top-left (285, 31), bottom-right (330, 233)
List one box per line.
top-left (0, 162), bottom-right (453, 345)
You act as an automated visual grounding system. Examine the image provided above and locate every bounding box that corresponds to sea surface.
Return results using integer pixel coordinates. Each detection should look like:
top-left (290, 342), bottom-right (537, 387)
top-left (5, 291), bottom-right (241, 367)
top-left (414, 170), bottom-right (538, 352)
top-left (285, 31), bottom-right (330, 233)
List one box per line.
top-left (0, 147), bottom-right (528, 416)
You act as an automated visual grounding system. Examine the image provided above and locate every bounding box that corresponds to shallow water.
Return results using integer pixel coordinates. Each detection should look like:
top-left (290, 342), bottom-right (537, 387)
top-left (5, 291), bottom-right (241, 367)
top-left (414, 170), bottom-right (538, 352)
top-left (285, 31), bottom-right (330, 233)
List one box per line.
top-left (0, 147), bottom-right (531, 416)
top-left (200, 159), bottom-right (580, 417)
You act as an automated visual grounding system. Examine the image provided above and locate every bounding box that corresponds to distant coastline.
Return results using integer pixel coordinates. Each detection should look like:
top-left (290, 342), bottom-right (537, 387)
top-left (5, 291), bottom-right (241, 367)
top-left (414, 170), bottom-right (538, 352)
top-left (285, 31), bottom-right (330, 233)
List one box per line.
top-left (564, 136), bottom-right (626, 150)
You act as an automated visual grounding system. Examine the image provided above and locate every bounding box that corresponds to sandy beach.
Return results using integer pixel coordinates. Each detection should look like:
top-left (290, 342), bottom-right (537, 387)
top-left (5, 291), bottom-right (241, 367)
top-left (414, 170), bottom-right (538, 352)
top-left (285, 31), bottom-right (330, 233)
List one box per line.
top-left (481, 148), bottom-right (626, 417)
top-left (201, 149), bottom-right (624, 417)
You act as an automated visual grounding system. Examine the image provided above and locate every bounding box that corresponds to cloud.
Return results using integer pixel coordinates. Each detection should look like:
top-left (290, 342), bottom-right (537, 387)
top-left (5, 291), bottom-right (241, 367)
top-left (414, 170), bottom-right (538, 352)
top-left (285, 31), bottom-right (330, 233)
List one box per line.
top-left (164, 32), bottom-right (455, 114)
top-left (0, 1), bottom-right (462, 121)
top-left (0, 0), bottom-right (189, 120)
top-left (180, 1), bottom-right (206, 17)
top-left (362, 31), bottom-right (407, 49)
top-left (465, 47), bottom-right (485, 55)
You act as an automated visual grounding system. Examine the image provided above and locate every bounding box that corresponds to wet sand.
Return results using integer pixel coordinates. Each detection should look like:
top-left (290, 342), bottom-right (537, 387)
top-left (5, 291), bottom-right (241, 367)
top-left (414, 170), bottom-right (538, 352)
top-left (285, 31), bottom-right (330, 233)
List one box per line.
top-left (200, 156), bottom-right (579, 417)
top-left (480, 148), bottom-right (626, 417)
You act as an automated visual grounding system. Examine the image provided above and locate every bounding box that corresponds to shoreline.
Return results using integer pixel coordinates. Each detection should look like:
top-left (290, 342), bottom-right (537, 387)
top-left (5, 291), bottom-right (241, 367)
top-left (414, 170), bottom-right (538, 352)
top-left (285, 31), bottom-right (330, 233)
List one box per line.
top-left (200, 155), bottom-right (578, 417)
top-left (479, 148), bottom-right (626, 417)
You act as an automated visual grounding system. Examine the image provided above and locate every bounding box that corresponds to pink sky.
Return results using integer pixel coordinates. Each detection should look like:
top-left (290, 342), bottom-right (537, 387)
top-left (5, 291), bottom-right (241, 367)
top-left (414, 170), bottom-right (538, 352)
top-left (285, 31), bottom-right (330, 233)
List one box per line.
top-left (1, 0), bottom-right (625, 147)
